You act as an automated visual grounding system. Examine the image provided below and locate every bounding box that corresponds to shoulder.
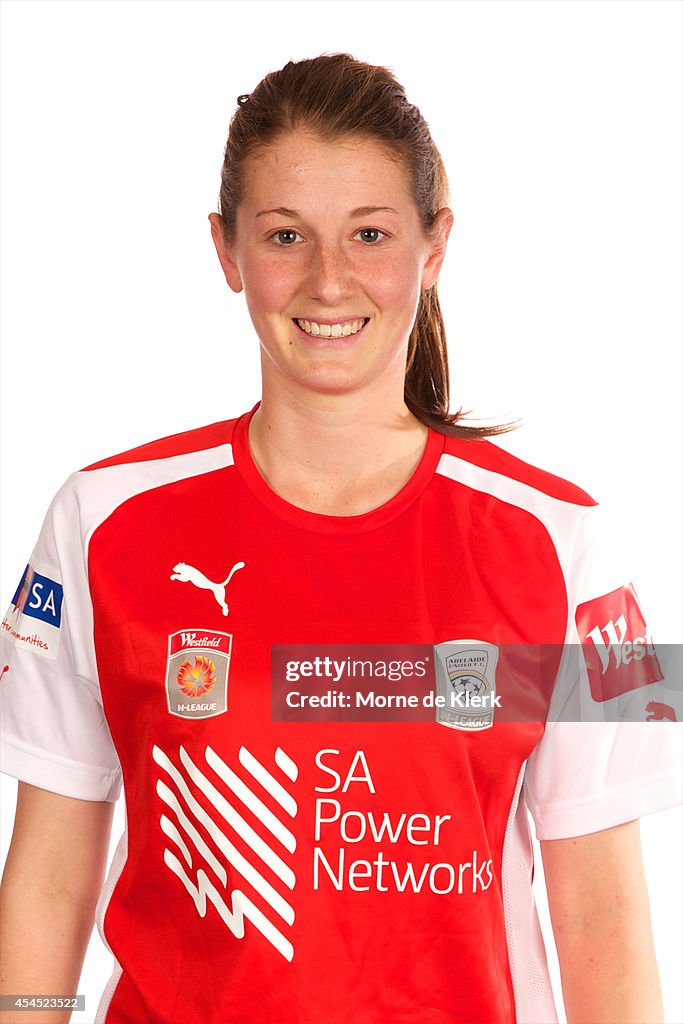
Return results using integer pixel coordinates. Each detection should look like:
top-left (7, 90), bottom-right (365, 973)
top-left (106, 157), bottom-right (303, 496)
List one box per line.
top-left (80, 416), bottom-right (241, 472)
top-left (47, 416), bottom-right (242, 545)
top-left (437, 433), bottom-right (597, 509)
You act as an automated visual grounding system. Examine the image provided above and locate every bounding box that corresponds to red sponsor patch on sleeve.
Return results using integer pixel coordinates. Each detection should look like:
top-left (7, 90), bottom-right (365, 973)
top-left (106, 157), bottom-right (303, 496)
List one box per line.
top-left (575, 584), bottom-right (663, 702)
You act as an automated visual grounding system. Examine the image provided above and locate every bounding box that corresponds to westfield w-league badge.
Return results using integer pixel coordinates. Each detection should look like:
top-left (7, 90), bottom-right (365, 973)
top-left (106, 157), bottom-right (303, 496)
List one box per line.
top-left (165, 629), bottom-right (232, 718)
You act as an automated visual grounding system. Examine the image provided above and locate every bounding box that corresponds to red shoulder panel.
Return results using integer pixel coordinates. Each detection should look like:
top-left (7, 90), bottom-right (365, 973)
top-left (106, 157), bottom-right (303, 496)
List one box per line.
top-left (441, 434), bottom-right (597, 507)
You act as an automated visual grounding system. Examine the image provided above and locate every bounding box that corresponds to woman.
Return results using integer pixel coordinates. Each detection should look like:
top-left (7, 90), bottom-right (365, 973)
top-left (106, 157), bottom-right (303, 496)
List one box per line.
top-left (0, 53), bottom-right (680, 1024)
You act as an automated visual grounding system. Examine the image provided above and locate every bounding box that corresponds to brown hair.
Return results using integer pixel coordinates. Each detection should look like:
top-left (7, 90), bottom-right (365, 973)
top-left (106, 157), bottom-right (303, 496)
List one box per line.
top-left (216, 53), bottom-right (519, 439)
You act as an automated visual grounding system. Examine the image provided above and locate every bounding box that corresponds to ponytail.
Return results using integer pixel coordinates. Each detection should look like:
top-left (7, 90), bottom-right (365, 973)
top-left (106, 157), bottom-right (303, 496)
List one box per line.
top-left (405, 288), bottom-right (519, 438)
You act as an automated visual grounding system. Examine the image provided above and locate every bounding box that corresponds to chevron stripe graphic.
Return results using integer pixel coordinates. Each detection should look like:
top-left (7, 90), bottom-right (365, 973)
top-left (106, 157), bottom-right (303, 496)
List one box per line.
top-left (153, 742), bottom-right (298, 961)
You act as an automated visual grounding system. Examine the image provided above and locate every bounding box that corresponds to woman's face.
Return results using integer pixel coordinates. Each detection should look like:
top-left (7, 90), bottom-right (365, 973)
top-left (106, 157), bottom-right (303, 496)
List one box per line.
top-left (209, 129), bottom-right (453, 401)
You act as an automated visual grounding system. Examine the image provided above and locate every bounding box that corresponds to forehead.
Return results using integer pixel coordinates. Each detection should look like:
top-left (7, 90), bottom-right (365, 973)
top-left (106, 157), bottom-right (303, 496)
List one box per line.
top-left (239, 130), bottom-right (415, 214)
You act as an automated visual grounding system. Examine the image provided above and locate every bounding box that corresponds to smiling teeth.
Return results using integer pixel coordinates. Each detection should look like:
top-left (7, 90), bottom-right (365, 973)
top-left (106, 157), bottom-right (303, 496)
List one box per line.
top-left (295, 318), bottom-right (367, 337)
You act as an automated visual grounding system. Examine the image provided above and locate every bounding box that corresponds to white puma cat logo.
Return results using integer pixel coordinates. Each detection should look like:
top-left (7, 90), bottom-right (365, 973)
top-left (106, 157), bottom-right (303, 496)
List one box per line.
top-left (170, 560), bottom-right (245, 616)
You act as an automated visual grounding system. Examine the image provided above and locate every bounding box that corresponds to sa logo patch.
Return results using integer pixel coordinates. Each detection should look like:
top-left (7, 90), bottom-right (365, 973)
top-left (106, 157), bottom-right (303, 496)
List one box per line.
top-left (1, 560), bottom-right (64, 660)
top-left (432, 639), bottom-right (499, 731)
top-left (165, 629), bottom-right (232, 719)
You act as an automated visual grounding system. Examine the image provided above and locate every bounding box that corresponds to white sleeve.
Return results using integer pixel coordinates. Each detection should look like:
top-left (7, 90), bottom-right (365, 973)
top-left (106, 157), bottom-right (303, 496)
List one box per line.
top-left (0, 475), bottom-right (122, 802)
top-left (524, 721), bottom-right (682, 840)
top-left (523, 502), bottom-right (682, 840)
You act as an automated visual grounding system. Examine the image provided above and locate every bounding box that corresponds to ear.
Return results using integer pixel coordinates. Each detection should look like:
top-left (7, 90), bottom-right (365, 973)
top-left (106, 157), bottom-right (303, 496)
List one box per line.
top-left (420, 207), bottom-right (454, 291)
top-left (208, 213), bottom-right (244, 293)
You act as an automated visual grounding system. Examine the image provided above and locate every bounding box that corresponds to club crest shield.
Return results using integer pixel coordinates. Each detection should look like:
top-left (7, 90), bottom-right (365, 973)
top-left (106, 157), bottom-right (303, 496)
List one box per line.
top-left (433, 639), bottom-right (499, 731)
top-left (165, 629), bottom-right (232, 719)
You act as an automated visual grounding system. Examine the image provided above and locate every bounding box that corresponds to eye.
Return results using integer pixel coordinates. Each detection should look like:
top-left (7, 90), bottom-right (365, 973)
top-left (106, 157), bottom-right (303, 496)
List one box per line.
top-left (355, 228), bottom-right (386, 244)
top-left (270, 229), bottom-right (303, 246)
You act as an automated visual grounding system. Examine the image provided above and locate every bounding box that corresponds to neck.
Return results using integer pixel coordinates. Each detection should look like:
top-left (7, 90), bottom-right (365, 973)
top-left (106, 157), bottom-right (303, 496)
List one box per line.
top-left (246, 377), bottom-right (429, 515)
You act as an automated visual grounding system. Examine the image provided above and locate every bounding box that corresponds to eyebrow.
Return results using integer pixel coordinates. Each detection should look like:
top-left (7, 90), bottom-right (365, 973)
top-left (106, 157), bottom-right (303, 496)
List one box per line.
top-left (255, 205), bottom-right (399, 219)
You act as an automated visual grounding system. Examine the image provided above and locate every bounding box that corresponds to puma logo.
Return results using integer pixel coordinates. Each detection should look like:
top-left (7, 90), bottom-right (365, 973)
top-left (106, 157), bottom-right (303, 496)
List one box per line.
top-left (645, 700), bottom-right (677, 722)
top-left (170, 561), bottom-right (245, 616)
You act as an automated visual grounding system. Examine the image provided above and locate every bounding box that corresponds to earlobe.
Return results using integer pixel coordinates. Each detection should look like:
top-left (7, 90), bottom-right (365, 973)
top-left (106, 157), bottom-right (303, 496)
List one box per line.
top-left (421, 207), bottom-right (454, 291)
top-left (208, 212), bottom-right (244, 294)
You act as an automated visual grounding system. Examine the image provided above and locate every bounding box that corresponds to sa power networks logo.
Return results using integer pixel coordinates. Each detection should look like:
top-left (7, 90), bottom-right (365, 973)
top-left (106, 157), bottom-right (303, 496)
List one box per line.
top-left (1, 560), bottom-right (64, 660)
top-left (575, 584), bottom-right (663, 702)
top-left (166, 630), bottom-right (233, 718)
top-left (432, 640), bottom-right (499, 731)
top-left (153, 742), bottom-right (298, 961)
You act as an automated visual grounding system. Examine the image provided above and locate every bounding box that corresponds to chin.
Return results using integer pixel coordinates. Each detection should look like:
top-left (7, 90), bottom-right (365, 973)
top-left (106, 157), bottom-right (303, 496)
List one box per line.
top-left (288, 368), bottom-right (369, 394)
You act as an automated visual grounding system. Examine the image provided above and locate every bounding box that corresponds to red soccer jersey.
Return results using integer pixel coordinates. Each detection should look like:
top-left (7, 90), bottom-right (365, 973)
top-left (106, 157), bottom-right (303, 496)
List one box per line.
top-left (1, 401), bottom-right (680, 1024)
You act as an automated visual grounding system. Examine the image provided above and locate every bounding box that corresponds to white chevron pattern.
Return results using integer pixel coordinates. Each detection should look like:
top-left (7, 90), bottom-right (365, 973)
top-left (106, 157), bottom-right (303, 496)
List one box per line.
top-left (205, 745), bottom-right (296, 853)
top-left (153, 742), bottom-right (299, 961)
top-left (239, 746), bottom-right (298, 816)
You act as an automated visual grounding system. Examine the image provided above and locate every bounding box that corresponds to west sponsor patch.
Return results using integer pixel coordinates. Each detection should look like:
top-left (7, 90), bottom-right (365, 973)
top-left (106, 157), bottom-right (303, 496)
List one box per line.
top-left (166, 629), bottom-right (232, 718)
top-left (1, 561), bottom-right (64, 659)
top-left (575, 584), bottom-right (663, 702)
top-left (432, 640), bottom-right (499, 731)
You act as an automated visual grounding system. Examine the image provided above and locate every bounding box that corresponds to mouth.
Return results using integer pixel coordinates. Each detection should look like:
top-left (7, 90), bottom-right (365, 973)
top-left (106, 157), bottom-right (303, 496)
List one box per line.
top-left (292, 317), bottom-right (370, 339)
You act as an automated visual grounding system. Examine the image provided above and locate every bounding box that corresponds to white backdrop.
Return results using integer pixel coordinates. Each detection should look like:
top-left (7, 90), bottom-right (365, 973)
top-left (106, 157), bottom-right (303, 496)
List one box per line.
top-left (1, 1), bottom-right (681, 1021)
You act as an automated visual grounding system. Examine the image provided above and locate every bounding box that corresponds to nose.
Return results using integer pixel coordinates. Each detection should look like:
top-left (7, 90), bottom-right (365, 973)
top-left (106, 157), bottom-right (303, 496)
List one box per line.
top-left (305, 242), bottom-right (354, 305)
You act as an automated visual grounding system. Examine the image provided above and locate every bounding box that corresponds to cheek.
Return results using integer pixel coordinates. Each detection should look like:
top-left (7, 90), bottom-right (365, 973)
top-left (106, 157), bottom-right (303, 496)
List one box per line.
top-left (242, 253), bottom-right (299, 315)
top-left (368, 255), bottom-right (422, 315)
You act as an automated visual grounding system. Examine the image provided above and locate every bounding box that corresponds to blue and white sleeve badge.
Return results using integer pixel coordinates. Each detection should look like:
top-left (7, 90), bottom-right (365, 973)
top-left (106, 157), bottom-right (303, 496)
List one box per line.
top-left (1, 560), bottom-right (64, 660)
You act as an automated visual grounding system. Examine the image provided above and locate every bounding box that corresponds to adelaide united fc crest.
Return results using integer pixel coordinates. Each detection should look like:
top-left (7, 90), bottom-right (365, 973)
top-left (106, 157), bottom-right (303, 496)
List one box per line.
top-left (433, 639), bottom-right (499, 731)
